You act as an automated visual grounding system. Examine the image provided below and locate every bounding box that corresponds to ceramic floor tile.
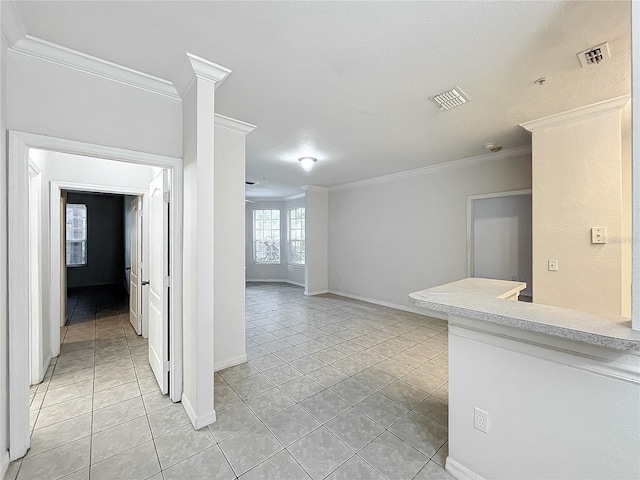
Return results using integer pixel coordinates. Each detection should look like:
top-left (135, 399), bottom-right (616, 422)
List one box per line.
top-left (248, 353), bottom-right (286, 372)
top-left (380, 380), bottom-right (429, 409)
top-left (147, 402), bottom-right (191, 437)
top-left (28, 413), bottom-right (92, 457)
top-left (432, 441), bottom-right (448, 467)
top-left (288, 427), bottom-right (354, 480)
top-left (359, 432), bottom-right (428, 480)
top-left (239, 450), bottom-right (311, 480)
top-left (17, 436), bottom-right (91, 480)
top-left (93, 368), bottom-right (137, 393)
top-left (162, 446), bottom-right (235, 480)
top-left (263, 405), bottom-right (321, 446)
top-left (215, 384), bottom-right (243, 411)
top-left (245, 387), bottom-right (295, 420)
top-left (413, 395), bottom-right (448, 430)
top-left (92, 396), bottom-right (146, 433)
top-left (219, 423), bottom-right (284, 476)
top-left (154, 424), bottom-right (215, 469)
top-left (90, 416), bottom-right (152, 464)
top-left (230, 374), bottom-right (276, 400)
top-left (325, 455), bottom-right (386, 480)
top-left (325, 408), bottom-right (385, 452)
top-left (59, 467), bottom-right (89, 480)
top-left (261, 364), bottom-right (303, 386)
top-left (35, 394), bottom-right (93, 430)
top-left (208, 402), bottom-right (260, 442)
top-left (328, 378), bottom-right (375, 405)
top-left (298, 390), bottom-right (350, 424)
top-left (42, 380), bottom-right (93, 408)
top-left (353, 367), bottom-right (396, 391)
top-left (305, 365), bottom-right (349, 388)
top-left (401, 369), bottom-right (446, 394)
top-left (388, 410), bottom-right (448, 457)
top-left (142, 390), bottom-right (173, 413)
top-left (414, 460), bottom-right (456, 480)
top-left (93, 380), bottom-right (140, 410)
top-left (273, 346), bottom-right (307, 363)
top-left (47, 368), bottom-right (95, 390)
top-left (90, 441), bottom-right (160, 480)
top-left (278, 377), bottom-right (325, 403)
top-left (289, 355), bottom-right (326, 374)
top-left (219, 363), bottom-right (260, 384)
top-left (354, 393), bottom-right (409, 428)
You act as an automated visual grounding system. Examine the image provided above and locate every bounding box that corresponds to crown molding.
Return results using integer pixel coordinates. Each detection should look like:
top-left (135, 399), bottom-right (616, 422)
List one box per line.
top-left (1, 1), bottom-right (26, 47)
top-left (174, 52), bottom-right (231, 97)
top-left (329, 145), bottom-right (532, 192)
top-left (520, 95), bottom-right (630, 132)
top-left (300, 185), bottom-right (329, 192)
top-left (285, 193), bottom-right (305, 201)
top-left (214, 114), bottom-right (256, 134)
top-left (9, 35), bottom-right (180, 99)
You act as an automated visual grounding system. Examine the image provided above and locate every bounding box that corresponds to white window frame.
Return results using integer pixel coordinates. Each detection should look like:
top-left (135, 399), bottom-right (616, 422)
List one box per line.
top-left (288, 206), bottom-right (305, 265)
top-left (66, 203), bottom-right (87, 267)
top-left (253, 209), bottom-right (281, 264)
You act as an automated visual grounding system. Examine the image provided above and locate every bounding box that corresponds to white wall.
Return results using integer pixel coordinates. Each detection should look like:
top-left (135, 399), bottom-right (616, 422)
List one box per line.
top-left (305, 187), bottom-right (329, 295)
top-left (448, 317), bottom-right (640, 480)
top-left (245, 197), bottom-right (306, 287)
top-left (7, 52), bottom-right (182, 158)
top-left (0, 25), bottom-right (10, 480)
top-left (213, 125), bottom-right (247, 370)
top-left (473, 194), bottom-right (532, 296)
top-left (328, 153), bottom-right (532, 309)
top-left (530, 106), bottom-right (628, 317)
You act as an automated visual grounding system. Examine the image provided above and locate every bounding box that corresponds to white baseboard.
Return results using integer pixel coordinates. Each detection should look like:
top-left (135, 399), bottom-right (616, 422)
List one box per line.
top-left (181, 393), bottom-right (217, 430)
top-left (446, 457), bottom-right (485, 480)
top-left (214, 354), bottom-right (247, 372)
top-left (41, 351), bottom-right (53, 383)
top-left (305, 289), bottom-right (328, 296)
top-left (327, 289), bottom-right (448, 321)
top-left (246, 279), bottom-right (304, 288)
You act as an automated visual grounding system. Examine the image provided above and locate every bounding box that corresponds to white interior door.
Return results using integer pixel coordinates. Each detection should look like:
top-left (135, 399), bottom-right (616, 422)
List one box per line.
top-left (129, 196), bottom-right (143, 335)
top-left (148, 170), bottom-right (169, 394)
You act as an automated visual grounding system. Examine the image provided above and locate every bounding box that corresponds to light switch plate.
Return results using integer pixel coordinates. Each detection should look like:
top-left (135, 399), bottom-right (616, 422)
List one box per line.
top-left (548, 259), bottom-right (558, 271)
top-left (592, 227), bottom-right (606, 244)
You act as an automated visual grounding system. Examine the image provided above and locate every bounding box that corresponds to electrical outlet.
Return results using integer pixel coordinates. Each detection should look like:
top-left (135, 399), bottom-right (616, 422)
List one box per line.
top-left (474, 407), bottom-right (491, 433)
top-left (548, 259), bottom-right (558, 271)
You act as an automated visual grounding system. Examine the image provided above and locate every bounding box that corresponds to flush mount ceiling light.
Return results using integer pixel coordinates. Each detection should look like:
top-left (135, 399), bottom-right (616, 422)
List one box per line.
top-left (485, 142), bottom-right (503, 153)
top-left (429, 86), bottom-right (469, 111)
top-left (299, 157), bottom-right (317, 171)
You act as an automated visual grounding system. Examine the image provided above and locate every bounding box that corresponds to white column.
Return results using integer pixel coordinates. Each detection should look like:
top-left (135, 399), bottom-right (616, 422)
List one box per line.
top-left (302, 185), bottom-right (329, 296)
top-left (176, 54), bottom-right (230, 429)
top-left (213, 116), bottom-right (255, 371)
top-left (632, 0), bottom-right (640, 330)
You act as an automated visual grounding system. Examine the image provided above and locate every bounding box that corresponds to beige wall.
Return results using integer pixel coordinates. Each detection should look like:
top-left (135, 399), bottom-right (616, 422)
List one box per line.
top-left (529, 102), bottom-right (629, 317)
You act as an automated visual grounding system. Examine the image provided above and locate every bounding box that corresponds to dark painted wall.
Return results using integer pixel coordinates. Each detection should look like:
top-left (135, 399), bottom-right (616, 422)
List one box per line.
top-left (67, 192), bottom-right (125, 288)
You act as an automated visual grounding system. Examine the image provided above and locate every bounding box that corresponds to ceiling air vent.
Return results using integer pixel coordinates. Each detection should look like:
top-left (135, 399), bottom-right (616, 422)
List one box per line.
top-left (577, 42), bottom-right (610, 67)
top-left (430, 86), bottom-right (469, 111)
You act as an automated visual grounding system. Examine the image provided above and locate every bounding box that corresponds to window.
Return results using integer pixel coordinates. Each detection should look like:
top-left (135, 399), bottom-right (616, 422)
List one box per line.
top-left (254, 209), bottom-right (280, 264)
top-left (66, 204), bottom-right (87, 266)
top-left (288, 207), bottom-right (305, 265)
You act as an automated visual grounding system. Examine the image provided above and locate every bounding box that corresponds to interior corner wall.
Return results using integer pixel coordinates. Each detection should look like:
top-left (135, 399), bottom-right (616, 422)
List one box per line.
top-left (66, 193), bottom-right (125, 289)
top-left (245, 200), bottom-right (288, 281)
top-left (532, 111), bottom-right (625, 316)
top-left (328, 154), bottom-right (532, 309)
top-left (0, 27), bottom-right (10, 480)
top-left (622, 104), bottom-right (632, 318)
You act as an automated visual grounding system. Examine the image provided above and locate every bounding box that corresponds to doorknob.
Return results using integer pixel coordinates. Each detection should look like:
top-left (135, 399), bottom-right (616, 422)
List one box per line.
top-left (142, 281), bottom-right (150, 286)
top-left (125, 267), bottom-right (131, 271)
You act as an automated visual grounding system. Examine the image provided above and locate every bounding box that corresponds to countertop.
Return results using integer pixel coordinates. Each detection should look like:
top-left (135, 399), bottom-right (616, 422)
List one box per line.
top-left (409, 278), bottom-right (640, 352)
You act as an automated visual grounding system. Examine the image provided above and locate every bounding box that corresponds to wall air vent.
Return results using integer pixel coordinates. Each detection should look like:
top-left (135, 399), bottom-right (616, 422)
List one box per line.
top-left (577, 42), bottom-right (610, 67)
top-left (430, 86), bottom-right (469, 111)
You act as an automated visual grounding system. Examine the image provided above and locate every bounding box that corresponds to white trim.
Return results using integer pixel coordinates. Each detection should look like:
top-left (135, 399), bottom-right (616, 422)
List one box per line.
top-left (446, 457), bottom-right (486, 480)
top-left (214, 354), bottom-right (248, 372)
top-left (214, 114), bottom-right (257, 134)
top-left (182, 393), bottom-right (217, 430)
top-left (28, 160), bottom-right (44, 385)
top-left (300, 185), bottom-right (328, 192)
top-left (10, 35), bottom-right (180, 99)
top-left (8, 131), bottom-right (185, 460)
top-left (285, 193), bottom-right (305, 201)
top-left (305, 290), bottom-right (329, 296)
top-left (175, 52), bottom-right (231, 97)
top-left (465, 189), bottom-right (532, 281)
top-left (246, 279), bottom-right (305, 288)
top-left (328, 289), bottom-right (448, 321)
top-left (449, 316), bottom-right (640, 384)
top-left (520, 95), bottom-right (630, 132)
top-left (632, 1), bottom-right (640, 331)
top-left (329, 146), bottom-right (532, 191)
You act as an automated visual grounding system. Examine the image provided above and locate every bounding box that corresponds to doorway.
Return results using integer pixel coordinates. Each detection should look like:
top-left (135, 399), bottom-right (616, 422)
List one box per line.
top-left (467, 190), bottom-right (533, 299)
top-left (7, 131), bottom-right (184, 461)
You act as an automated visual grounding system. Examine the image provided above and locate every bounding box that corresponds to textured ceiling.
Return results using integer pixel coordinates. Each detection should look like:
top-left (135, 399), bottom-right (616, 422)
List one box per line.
top-left (13, 1), bottom-right (632, 198)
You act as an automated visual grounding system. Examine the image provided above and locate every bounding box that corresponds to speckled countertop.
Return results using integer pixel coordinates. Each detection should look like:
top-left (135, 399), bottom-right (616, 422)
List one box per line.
top-left (409, 278), bottom-right (640, 352)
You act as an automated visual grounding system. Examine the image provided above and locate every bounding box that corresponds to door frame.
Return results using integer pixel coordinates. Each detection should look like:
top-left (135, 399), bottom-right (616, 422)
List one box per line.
top-left (8, 131), bottom-right (184, 460)
top-left (466, 189), bottom-right (532, 278)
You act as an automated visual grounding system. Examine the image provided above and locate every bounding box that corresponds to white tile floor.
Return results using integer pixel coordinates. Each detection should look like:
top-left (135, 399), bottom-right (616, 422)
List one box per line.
top-left (5, 283), bottom-right (453, 480)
